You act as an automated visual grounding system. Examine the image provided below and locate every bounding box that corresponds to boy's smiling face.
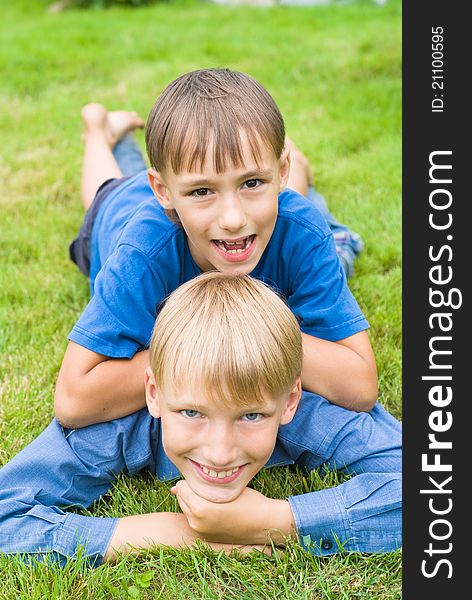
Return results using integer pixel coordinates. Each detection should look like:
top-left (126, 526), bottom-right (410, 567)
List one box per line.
top-left (148, 134), bottom-right (290, 274)
top-left (145, 368), bottom-right (301, 503)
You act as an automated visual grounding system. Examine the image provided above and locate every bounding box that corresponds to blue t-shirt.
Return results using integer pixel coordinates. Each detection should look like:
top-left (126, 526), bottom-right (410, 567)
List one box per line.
top-left (69, 171), bottom-right (368, 358)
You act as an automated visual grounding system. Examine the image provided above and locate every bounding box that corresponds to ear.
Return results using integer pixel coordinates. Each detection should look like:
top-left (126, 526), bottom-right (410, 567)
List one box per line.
top-left (279, 377), bottom-right (302, 425)
top-left (278, 146), bottom-right (291, 192)
top-left (147, 168), bottom-right (174, 210)
top-left (144, 366), bottom-right (161, 419)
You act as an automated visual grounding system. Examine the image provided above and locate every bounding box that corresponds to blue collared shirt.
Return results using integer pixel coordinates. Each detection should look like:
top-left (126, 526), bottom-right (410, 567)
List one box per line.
top-left (0, 392), bottom-right (401, 565)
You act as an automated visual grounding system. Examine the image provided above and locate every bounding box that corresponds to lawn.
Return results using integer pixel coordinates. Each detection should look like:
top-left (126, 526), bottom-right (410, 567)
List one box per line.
top-left (0, 0), bottom-right (402, 597)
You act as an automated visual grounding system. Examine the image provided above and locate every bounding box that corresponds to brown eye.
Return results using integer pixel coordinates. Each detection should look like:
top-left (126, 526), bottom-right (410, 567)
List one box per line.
top-left (244, 179), bottom-right (261, 189)
top-left (191, 188), bottom-right (210, 197)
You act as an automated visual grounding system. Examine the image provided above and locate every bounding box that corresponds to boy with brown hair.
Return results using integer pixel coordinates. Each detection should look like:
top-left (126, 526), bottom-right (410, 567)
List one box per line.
top-left (55, 68), bottom-right (377, 430)
top-left (0, 273), bottom-right (401, 565)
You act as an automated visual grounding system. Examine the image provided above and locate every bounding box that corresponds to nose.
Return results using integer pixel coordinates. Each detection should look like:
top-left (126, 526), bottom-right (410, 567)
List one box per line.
top-left (202, 421), bottom-right (239, 467)
top-left (218, 194), bottom-right (247, 232)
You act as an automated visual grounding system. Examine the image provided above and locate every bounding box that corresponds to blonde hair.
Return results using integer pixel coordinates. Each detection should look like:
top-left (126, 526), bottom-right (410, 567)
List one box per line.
top-left (149, 272), bottom-right (302, 407)
top-left (145, 68), bottom-right (285, 175)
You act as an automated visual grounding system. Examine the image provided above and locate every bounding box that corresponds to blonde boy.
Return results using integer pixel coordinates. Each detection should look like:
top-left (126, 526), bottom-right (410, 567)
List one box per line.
top-left (0, 273), bottom-right (401, 564)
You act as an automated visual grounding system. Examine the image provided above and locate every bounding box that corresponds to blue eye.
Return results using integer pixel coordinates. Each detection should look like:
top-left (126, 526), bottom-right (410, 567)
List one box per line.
top-left (242, 412), bottom-right (262, 422)
top-left (181, 409), bottom-right (200, 418)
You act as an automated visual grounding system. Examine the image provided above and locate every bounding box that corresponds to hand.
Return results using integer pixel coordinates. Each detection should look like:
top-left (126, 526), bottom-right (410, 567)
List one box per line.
top-left (171, 480), bottom-right (295, 546)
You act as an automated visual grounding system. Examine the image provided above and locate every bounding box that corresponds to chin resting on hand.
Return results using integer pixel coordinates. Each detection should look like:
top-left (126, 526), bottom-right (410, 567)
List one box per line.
top-left (171, 480), bottom-right (295, 547)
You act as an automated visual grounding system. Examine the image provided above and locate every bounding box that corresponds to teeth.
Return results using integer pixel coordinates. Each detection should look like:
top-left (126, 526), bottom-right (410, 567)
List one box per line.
top-left (201, 465), bottom-right (239, 478)
top-left (215, 236), bottom-right (253, 254)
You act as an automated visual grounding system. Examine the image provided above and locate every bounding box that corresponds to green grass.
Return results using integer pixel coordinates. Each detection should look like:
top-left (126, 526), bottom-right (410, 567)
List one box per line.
top-left (0, 0), bottom-right (401, 597)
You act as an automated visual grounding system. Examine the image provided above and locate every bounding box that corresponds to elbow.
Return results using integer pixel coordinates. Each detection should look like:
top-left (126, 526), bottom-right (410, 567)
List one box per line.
top-left (355, 394), bottom-right (377, 413)
top-left (354, 379), bottom-right (379, 413)
top-left (342, 369), bottom-right (378, 412)
top-left (352, 358), bottom-right (379, 412)
top-left (54, 388), bottom-right (90, 429)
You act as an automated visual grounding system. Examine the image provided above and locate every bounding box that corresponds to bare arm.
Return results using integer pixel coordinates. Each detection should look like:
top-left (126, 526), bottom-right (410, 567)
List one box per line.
top-left (103, 512), bottom-right (271, 562)
top-left (104, 513), bottom-right (196, 562)
top-left (54, 341), bottom-right (149, 428)
top-left (300, 330), bottom-right (378, 412)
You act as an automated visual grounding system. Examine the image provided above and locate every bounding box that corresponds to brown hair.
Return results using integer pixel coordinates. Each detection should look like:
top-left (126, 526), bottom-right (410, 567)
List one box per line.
top-left (149, 272), bottom-right (302, 408)
top-left (145, 68), bottom-right (285, 175)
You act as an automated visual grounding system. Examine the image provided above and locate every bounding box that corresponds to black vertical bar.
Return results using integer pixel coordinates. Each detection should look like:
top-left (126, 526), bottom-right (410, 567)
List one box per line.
top-left (403, 2), bottom-right (467, 597)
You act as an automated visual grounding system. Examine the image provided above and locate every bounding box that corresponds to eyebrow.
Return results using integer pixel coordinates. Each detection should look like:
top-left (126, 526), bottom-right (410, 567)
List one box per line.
top-left (167, 399), bottom-right (275, 414)
top-left (166, 400), bottom-right (205, 410)
top-left (181, 169), bottom-right (274, 189)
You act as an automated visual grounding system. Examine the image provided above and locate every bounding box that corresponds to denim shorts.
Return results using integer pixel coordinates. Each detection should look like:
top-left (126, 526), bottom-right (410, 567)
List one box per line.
top-left (69, 134), bottom-right (147, 278)
top-left (69, 176), bottom-right (130, 278)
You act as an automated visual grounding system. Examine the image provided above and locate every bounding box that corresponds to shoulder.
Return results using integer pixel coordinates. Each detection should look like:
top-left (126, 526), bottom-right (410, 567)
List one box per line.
top-left (120, 202), bottom-right (185, 259)
top-left (254, 188), bottom-right (340, 293)
top-left (275, 188), bottom-right (332, 245)
top-left (92, 172), bottom-right (190, 290)
top-left (112, 173), bottom-right (186, 259)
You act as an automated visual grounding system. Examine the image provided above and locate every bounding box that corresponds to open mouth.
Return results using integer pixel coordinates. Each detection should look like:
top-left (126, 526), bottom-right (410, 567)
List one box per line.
top-left (213, 235), bottom-right (255, 254)
top-left (190, 459), bottom-right (245, 484)
top-left (212, 235), bottom-right (256, 262)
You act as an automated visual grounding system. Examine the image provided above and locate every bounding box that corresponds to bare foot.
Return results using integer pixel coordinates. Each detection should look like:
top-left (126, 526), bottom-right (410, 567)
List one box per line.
top-left (81, 102), bottom-right (145, 148)
top-left (108, 109), bottom-right (145, 146)
top-left (285, 136), bottom-right (314, 186)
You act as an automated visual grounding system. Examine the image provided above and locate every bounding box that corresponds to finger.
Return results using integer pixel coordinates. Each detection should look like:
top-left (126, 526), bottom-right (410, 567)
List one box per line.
top-left (170, 479), bottom-right (189, 497)
top-left (175, 491), bottom-right (193, 518)
top-left (174, 479), bottom-right (199, 506)
top-left (173, 480), bottom-right (211, 523)
top-left (170, 481), bottom-right (195, 518)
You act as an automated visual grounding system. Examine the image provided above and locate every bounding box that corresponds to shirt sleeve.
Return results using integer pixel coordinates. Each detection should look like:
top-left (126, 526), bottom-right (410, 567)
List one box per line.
top-left (69, 243), bottom-right (166, 358)
top-left (278, 396), bottom-right (402, 554)
top-left (288, 473), bottom-right (402, 555)
top-left (0, 411), bottom-right (157, 566)
top-left (288, 230), bottom-right (369, 341)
